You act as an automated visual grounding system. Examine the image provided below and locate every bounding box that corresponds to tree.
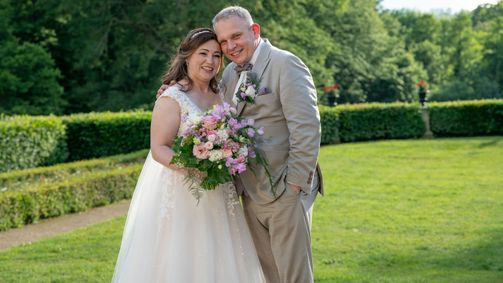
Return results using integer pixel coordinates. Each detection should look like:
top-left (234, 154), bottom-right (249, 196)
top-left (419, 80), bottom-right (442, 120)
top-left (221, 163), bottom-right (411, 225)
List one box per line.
top-left (0, 0), bottom-right (64, 115)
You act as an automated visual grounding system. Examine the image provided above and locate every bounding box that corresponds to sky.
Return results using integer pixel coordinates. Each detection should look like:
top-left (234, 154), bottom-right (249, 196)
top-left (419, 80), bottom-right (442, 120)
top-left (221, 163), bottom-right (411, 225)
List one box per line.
top-left (380, 0), bottom-right (500, 13)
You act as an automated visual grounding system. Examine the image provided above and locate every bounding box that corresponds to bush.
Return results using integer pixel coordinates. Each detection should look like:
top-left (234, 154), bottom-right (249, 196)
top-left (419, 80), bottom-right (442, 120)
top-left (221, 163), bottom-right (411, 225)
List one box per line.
top-left (319, 106), bottom-right (340, 144)
top-left (333, 103), bottom-right (425, 142)
top-left (63, 111), bottom-right (151, 161)
top-left (429, 100), bottom-right (503, 136)
top-left (0, 150), bottom-right (147, 231)
top-left (0, 165), bottom-right (141, 231)
top-left (0, 149), bottom-right (148, 193)
top-left (0, 116), bottom-right (67, 173)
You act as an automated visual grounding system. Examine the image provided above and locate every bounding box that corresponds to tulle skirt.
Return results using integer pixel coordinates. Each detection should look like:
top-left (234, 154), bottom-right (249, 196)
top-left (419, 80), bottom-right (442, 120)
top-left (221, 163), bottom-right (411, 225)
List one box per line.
top-left (112, 152), bottom-right (265, 283)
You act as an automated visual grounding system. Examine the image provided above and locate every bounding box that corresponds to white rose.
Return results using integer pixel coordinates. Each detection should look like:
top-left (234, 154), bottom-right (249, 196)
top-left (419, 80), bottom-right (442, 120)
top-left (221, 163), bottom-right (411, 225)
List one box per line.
top-left (238, 146), bottom-right (248, 157)
top-left (245, 85), bottom-right (256, 97)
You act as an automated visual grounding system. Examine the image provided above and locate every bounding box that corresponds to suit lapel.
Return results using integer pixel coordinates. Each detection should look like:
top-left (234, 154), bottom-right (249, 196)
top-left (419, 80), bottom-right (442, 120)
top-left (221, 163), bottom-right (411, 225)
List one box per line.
top-left (236, 39), bottom-right (273, 116)
top-left (252, 39), bottom-right (272, 83)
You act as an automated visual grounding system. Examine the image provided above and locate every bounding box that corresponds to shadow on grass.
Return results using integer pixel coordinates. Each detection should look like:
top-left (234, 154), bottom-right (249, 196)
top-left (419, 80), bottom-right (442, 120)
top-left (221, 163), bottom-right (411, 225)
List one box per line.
top-left (353, 229), bottom-right (503, 282)
top-left (433, 228), bottom-right (503, 273)
top-left (477, 136), bottom-right (502, 148)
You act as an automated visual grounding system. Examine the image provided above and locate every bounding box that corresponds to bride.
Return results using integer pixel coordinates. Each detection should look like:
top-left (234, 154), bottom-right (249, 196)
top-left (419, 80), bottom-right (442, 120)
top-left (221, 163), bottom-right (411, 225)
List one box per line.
top-left (112, 28), bottom-right (265, 283)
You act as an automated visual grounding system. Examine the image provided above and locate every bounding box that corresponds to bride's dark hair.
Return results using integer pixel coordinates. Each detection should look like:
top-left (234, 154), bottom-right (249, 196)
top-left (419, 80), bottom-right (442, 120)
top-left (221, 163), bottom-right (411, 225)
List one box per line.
top-left (162, 28), bottom-right (223, 93)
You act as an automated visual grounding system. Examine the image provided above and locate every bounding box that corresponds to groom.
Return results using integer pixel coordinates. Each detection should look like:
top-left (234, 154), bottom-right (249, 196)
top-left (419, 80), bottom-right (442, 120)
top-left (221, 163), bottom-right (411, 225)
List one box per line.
top-left (213, 6), bottom-right (322, 283)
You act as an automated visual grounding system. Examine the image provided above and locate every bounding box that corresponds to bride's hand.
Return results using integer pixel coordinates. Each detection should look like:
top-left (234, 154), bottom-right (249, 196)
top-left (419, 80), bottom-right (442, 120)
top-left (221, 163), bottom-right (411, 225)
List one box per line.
top-left (167, 163), bottom-right (186, 173)
top-left (168, 165), bottom-right (207, 179)
top-left (187, 168), bottom-right (208, 180)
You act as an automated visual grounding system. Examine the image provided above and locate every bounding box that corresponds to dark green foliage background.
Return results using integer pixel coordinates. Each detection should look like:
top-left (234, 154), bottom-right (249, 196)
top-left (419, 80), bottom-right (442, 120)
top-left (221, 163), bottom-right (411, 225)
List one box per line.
top-left (1, 0), bottom-right (503, 115)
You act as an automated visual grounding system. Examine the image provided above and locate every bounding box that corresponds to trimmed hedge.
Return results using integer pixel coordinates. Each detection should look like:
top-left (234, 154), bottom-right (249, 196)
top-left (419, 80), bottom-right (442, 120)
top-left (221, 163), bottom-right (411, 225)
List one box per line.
top-left (319, 106), bottom-right (340, 144)
top-left (320, 103), bottom-right (425, 143)
top-left (0, 149), bottom-right (148, 193)
top-left (0, 165), bottom-right (141, 231)
top-left (0, 150), bottom-right (147, 231)
top-left (0, 116), bottom-right (67, 173)
top-left (1, 101), bottom-right (502, 173)
top-left (63, 112), bottom-right (151, 161)
top-left (429, 100), bottom-right (503, 137)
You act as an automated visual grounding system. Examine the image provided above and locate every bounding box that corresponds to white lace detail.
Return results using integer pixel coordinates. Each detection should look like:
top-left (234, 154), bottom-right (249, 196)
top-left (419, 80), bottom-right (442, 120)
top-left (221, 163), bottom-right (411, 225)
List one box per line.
top-left (159, 86), bottom-right (203, 136)
top-left (159, 170), bottom-right (177, 223)
top-left (222, 183), bottom-right (241, 217)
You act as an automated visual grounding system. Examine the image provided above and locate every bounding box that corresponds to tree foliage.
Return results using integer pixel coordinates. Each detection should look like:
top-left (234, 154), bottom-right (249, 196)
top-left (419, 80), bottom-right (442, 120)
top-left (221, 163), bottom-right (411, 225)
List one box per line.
top-left (1, 0), bottom-right (502, 114)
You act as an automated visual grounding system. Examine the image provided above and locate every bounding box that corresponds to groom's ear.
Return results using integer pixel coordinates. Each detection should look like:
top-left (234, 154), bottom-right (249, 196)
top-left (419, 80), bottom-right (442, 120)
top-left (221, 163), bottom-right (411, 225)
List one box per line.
top-left (251, 23), bottom-right (261, 38)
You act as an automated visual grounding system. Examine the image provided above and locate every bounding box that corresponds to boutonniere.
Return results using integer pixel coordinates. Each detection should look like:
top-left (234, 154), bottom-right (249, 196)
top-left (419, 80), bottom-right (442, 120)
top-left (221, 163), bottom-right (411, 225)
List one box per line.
top-left (235, 71), bottom-right (261, 104)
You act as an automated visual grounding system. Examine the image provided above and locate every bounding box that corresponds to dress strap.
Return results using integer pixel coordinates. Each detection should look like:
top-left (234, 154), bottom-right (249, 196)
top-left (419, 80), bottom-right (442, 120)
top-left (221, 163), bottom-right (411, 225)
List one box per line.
top-left (158, 86), bottom-right (192, 113)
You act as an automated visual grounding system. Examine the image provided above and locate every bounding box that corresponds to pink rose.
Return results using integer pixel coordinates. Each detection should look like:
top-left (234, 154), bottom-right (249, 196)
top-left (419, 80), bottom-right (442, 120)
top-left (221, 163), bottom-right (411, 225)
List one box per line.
top-left (204, 142), bottom-right (214, 150)
top-left (202, 116), bottom-right (219, 130)
top-left (222, 148), bottom-right (233, 158)
top-left (193, 143), bottom-right (209, 159)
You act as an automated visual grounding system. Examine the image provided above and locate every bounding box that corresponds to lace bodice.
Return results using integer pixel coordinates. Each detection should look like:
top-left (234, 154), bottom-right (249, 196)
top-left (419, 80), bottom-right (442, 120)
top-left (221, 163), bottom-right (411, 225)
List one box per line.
top-left (159, 86), bottom-right (203, 136)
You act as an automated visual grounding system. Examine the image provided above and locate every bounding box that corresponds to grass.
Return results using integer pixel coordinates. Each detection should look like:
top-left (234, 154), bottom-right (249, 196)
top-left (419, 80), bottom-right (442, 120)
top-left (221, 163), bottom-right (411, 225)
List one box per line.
top-left (0, 137), bottom-right (502, 282)
top-left (313, 136), bottom-right (503, 282)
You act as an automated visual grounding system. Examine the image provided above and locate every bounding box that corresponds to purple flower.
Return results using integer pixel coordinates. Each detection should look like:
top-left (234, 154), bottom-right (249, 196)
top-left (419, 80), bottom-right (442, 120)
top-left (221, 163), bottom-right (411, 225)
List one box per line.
top-left (235, 163), bottom-right (246, 174)
top-left (247, 128), bottom-right (255, 137)
top-left (245, 118), bottom-right (255, 126)
top-left (248, 146), bottom-right (256, 158)
top-left (211, 104), bottom-right (225, 120)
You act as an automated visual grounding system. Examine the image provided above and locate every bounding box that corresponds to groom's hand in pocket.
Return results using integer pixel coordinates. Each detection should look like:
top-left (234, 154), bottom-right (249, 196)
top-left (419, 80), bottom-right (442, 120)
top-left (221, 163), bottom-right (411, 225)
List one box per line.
top-left (288, 182), bottom-right (301, 194)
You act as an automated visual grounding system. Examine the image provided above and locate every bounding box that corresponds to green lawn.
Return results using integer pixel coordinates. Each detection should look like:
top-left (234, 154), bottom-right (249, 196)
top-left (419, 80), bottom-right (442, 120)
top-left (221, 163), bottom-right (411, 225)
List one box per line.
top-left (1, 137), bottom-right (502, 283)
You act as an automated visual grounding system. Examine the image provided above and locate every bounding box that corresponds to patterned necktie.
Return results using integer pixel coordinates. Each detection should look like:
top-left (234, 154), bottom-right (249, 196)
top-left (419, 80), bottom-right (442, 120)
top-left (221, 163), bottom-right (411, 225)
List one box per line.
top-left (234, 63), bottom-right (253, 75)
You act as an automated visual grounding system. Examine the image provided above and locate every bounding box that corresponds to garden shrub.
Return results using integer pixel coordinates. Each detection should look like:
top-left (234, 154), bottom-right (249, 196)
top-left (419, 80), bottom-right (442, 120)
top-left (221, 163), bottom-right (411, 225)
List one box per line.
top-left (330, 103), bottom-right (425, 142)
top-left (62, 111), bottom-right (151, 161)
top-left (429, 100), bottom-right (503, 136)
top-left (0, 150), bottom-right (147, 231)
top-left (0, 116), bottom-right (67, 173)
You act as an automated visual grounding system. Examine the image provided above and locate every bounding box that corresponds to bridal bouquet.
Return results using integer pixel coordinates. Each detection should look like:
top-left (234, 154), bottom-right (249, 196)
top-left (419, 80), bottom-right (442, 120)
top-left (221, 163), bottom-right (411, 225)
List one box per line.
top-left (171, 103), bottom-right (270, 198)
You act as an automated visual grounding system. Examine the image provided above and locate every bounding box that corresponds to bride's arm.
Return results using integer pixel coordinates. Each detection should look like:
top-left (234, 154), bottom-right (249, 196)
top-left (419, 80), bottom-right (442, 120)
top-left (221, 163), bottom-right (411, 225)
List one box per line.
top-left (150, 97), bottom-right (183, 171)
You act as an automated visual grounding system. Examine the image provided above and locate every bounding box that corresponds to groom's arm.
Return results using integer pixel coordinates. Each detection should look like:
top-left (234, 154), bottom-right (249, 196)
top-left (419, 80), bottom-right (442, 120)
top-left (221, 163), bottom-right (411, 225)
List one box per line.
top-left (278, 52), bottom-right (321, 192)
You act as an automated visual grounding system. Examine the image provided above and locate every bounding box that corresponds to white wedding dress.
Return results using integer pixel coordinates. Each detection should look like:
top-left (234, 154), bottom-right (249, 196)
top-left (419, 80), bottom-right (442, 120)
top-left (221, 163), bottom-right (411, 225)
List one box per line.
top-left (112, 87), bottom-right (265, 283)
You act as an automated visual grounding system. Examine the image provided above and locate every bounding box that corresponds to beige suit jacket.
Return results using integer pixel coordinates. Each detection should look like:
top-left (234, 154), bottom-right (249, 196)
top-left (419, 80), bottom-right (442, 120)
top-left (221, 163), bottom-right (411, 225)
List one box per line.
top-left (221, 39), bottom-right (323, 204)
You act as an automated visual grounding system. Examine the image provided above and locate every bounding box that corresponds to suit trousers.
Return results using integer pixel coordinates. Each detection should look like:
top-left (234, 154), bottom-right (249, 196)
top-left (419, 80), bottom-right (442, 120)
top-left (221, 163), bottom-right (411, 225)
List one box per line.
top-left (242, 188), bottom-right (313, 283)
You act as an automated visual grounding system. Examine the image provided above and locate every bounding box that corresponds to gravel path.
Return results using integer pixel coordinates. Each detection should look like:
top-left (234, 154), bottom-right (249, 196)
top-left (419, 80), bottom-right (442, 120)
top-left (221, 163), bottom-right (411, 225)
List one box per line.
top-left (0, 200), bottom-right (130, 251)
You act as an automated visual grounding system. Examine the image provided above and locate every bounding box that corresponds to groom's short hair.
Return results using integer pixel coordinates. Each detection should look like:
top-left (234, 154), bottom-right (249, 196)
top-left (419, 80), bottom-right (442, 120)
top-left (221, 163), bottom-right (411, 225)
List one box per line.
top-left (212, 6), bottom-right (254, 28)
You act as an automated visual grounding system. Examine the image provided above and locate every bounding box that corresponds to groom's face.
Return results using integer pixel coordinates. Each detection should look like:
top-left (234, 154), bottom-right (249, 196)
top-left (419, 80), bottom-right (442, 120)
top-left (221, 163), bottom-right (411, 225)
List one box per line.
top-left (214, 16), bottom-right (260, 66)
